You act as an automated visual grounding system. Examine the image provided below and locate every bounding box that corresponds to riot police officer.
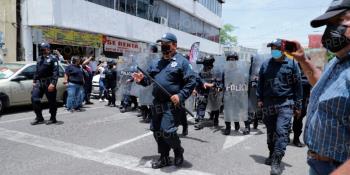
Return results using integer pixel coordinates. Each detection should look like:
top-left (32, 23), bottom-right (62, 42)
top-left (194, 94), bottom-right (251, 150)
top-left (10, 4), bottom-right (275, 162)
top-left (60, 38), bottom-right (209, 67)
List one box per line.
top-left (194, 55), bottom-right (223, 130)
top-left (223, 53), bottom-right (251, 135)
top-left (104, 60), bottom-right (118, 107)
top-left (132, 33), bottom-right (196, 169)
top-left (31, 42), bottom-right (59, 125)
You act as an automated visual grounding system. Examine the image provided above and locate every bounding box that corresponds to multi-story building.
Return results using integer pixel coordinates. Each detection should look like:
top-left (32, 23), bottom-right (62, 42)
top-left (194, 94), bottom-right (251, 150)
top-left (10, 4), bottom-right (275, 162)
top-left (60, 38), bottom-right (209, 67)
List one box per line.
top-left (19, 0), bottom-right (224, 62)
top-left (0, 0), bottom-right (18, 63)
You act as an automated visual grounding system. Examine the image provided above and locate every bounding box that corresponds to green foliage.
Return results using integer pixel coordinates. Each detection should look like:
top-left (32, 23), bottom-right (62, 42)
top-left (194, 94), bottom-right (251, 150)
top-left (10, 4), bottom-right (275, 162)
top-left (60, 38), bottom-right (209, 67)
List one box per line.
top-left (219, 24), bottom-right (237, 45)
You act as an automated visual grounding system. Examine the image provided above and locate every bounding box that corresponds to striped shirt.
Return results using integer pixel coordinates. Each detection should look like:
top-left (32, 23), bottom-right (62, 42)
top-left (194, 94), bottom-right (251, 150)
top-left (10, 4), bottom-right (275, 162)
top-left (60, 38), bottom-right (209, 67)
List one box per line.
top-left (304, 57), bottom-right (350, 162)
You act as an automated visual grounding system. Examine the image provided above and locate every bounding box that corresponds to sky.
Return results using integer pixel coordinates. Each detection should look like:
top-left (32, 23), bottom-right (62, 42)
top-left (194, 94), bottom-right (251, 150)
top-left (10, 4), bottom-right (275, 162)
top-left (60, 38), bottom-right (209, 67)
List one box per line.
top-left (222, 0), bottom-right (331, 52)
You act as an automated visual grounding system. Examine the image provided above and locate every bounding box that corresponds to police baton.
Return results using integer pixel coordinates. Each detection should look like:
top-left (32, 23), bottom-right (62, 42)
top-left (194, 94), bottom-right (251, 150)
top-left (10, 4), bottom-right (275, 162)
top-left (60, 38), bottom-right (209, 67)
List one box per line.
top-left (136, 66), bottom-right (195, 118)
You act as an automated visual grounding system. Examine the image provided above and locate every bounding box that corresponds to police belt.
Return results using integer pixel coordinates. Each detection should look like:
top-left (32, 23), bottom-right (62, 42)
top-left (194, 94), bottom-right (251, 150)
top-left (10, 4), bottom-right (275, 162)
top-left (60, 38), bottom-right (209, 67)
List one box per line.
top-left (150, 102), bottom-right (176, 115)
top-left (38, 77), bottom-right (52, 84)
top-left (307, 150), bottom-right (342, 166)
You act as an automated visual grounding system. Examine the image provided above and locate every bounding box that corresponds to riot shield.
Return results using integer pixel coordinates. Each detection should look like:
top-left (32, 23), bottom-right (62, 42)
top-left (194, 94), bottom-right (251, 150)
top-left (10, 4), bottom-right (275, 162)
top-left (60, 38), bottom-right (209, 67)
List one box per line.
top-left (206, 68), bottom-right (224, 112)
top-left (223, 60), bottom-right (250, 122)
top-left (116, 55), bottom-right (135, 101)
top-left (248, 55), bottom-right (266, 114)
top-left (137, 52), bottom-right (160, 105)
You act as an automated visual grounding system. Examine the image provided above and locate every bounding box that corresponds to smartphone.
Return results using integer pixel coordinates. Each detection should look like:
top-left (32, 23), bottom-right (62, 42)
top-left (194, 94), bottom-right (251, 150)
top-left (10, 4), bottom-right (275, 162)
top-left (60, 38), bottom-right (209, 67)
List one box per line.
top-left (282, 40), bottom-right (297, 53)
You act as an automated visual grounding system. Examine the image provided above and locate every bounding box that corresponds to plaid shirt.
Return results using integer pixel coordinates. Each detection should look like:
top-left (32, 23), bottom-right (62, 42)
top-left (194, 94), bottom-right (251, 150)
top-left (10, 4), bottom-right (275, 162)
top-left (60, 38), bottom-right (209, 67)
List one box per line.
top-left (304, 57), bottom-right (350, 163)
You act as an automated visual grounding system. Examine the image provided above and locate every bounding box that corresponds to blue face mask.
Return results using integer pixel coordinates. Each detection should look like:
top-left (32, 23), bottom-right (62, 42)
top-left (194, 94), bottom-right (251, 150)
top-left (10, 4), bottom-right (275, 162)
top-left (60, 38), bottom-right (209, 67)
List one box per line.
top-left (271, 49), bottom-right (283, 59)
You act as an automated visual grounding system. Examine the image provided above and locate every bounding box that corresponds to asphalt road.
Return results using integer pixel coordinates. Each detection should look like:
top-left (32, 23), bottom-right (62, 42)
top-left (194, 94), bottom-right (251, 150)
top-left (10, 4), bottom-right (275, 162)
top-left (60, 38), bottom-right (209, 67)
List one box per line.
top-left (0, 99), bottom-right (308, 175)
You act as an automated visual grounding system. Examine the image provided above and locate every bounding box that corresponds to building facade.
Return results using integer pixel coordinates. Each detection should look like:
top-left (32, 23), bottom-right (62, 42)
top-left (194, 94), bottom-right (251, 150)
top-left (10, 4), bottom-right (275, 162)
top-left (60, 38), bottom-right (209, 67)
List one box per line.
top-left (19, 0), bottom-right (224, 62)
top-left (0, 0), bottom-right (18, 63)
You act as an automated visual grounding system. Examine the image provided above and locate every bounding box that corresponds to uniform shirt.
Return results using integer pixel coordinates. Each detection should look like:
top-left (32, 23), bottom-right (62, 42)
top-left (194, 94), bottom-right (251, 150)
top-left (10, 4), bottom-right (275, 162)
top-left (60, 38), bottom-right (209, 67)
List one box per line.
top-left (257, 57), bottom-right (303, 109)
top-left (33, 54), bottom-right (59, 86)
top-left (196, 68), bottom-right (224, 95)
top-left (304, 57), bottom-right (350, 163)
top-left (104, 67), bottom-right (118, 88)
top-left (65, 64), bottom-right (84, 85)
top-left (140, 53), bottom-right (196, 103)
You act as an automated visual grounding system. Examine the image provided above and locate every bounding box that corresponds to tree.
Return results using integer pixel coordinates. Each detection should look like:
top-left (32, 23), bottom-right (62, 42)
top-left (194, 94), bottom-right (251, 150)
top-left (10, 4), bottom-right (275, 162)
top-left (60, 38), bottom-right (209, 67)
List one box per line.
top-left (219, 24), bottom-right (237, 45)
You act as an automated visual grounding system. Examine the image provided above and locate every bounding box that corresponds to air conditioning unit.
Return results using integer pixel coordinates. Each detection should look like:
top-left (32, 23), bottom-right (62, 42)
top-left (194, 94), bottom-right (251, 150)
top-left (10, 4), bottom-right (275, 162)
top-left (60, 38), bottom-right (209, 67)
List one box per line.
top-left (160, 17), bottom-right (168, 26)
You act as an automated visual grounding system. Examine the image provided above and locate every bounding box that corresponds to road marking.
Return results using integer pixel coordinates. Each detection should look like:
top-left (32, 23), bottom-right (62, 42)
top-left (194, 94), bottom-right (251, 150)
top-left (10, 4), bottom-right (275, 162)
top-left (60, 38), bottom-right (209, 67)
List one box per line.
top-left (222, 131), bottom-right (258, 150)
top-left (0, 107), bottom-right (105, 124)
top-left (99, 132), bottom-right (153, 152)
top-left (0, 127), bottom-right (213, 175)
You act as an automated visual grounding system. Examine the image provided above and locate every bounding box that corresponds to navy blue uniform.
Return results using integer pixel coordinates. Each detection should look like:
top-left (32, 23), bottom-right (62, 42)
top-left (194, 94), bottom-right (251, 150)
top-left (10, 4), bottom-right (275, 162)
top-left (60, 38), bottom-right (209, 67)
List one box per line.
top-left (104, 67), bottom-right (117, 106)
top-left (257, 57), bottom-right (303, 156)
top-left (139, 53), bottom-right (196, 156)
top-left (32, 54), bottom-right (59, 122)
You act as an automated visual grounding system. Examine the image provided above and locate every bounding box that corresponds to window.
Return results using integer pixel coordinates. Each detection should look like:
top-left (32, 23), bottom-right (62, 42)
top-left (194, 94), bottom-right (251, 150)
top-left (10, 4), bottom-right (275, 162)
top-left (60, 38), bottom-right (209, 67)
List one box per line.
top-left (167, 5), bottom-right (180, 29)
top-left (87, 0), bottom-right (114, 9)
top-left (119, 0), bottom-right (126, 12)
top-left (20, 65), bottom-right (36, 80)
top-left (126, 0), bottom-right (137, 15)
top-left (152, 0), bottom-right (167, 23)
top-left (179, 11), bottom-right (192, 33)
top-left (137, 0), bottom-right (150, 19)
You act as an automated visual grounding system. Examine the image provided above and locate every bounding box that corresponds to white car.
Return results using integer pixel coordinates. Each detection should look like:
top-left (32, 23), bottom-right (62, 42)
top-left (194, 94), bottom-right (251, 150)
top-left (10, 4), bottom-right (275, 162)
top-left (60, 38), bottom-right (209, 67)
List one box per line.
top-left (91, 74), bottom-right (100, 98)
top-left (0, 62), bottom-right (67, 115)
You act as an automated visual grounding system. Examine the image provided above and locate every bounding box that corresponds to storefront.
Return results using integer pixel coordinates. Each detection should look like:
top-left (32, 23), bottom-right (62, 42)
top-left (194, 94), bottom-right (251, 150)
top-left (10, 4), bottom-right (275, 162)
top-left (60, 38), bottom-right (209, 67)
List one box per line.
top-left (32, 27), bottom-right (103, 61)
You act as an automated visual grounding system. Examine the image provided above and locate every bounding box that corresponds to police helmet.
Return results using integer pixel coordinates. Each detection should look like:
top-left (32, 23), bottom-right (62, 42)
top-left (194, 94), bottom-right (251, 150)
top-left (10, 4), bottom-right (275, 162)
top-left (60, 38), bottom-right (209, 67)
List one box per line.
top-left (226, 52), bottom-right (239, 61)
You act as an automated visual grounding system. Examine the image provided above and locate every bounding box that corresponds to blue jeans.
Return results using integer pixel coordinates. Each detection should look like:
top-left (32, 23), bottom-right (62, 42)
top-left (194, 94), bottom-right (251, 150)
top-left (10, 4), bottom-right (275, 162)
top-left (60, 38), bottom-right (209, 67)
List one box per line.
top-left (307, 158), bottom-right (341, 175)
top-left (66, 82), bottom-right (84, 110)
top-left (99, 78), bottom-right (106, 99)
top-left (263, 105), bottom-right (293, 156)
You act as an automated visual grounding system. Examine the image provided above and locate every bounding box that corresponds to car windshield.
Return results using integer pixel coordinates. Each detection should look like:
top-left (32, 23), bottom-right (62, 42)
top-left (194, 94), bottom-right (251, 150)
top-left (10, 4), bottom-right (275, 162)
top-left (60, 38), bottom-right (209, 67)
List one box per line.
top-left (0, 64), bottom-right (24, 79)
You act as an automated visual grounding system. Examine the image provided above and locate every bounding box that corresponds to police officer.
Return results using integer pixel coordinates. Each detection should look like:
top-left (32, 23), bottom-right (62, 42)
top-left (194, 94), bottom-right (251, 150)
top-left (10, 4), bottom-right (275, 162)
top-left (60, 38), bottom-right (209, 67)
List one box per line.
top-left (132, 33), bottom-right (196, 169)
top-left (223, 53), bottom-right (251, 135)
top-left (31, 42), bottom-right (59, 125)
top-left (194, 55), bottom-right (223, 130)
top-left (257, 39), bottom-right (303, 175)
top-left (104, 60), bottom-right (118, 107)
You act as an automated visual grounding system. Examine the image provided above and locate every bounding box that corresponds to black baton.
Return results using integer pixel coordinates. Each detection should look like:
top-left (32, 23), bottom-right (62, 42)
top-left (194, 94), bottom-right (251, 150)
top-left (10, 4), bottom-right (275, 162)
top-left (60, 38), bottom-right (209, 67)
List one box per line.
top-left (137, 66), bottom-right (195, 118)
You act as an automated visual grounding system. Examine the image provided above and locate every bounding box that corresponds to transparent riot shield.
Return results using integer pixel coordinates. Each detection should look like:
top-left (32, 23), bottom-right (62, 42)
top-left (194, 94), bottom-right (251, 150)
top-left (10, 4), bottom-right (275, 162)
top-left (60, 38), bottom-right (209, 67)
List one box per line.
top-left (223, 60), bottom-right (250, 122)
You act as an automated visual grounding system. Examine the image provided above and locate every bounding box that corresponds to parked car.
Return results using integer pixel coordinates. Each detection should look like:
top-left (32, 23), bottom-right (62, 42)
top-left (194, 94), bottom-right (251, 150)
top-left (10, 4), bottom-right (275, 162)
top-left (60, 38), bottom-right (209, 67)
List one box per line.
top-left (0, 62), bottom-right (67, 115)
top-left (91, 74), bottom-right (100, 98)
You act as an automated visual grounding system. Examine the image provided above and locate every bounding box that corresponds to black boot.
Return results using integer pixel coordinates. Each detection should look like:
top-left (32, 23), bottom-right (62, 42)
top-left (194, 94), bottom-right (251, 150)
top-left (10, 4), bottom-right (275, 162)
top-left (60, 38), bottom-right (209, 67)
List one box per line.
top-left (265, 152), bottom-right (273, 165)
top-left (194, 119), bottom-right (203, 130)
top-left (234, 122), bottom-right (240, 131)
top-left (174, 148), bottom-right (184, 166)
top-left (270, 153), bottom-right (283, 175)
top-left (151, 155), bottom-right (171, 169)
top-left (223, 122), bottom-right (231, 135)
top-left (293, 137), bottom-right (304, 147)
top-left (182, 126), bottom-right (188, 136)
top-left (31, 119), bottom-right (45, 125)
top-left (46, 115), bottom-right (57, 125)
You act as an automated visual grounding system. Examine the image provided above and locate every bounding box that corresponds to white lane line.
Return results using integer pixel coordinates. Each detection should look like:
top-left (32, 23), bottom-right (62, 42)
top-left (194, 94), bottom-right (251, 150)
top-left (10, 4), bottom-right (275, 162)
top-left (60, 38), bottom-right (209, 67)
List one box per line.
top-left (0, 127), bottom-right (213, 175)
top-left (0, 107), bottom-right (105, 124)
top-left (222, 131), bottom-right (258, 150)
top-left (98, 132), bottom-right (153, 153)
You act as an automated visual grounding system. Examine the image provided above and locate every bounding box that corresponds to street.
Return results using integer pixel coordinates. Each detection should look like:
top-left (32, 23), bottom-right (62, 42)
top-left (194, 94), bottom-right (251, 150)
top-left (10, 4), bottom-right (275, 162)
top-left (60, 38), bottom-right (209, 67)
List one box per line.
top-left (0, 100), bottom-right (308, 175)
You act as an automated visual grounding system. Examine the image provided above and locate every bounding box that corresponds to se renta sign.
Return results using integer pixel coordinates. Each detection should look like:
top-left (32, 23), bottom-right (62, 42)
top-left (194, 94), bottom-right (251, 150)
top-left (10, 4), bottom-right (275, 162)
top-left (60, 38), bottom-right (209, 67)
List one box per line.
top-left (104, 36), bottom-right (141, 53)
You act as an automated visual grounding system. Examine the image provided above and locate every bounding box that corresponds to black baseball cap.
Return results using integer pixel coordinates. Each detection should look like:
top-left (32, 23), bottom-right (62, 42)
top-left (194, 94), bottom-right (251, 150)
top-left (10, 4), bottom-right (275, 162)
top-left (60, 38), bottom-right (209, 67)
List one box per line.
top-left (156, 33), bottom-right (177, 43)
top-left (311, 0), bottom-right (350, 28)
